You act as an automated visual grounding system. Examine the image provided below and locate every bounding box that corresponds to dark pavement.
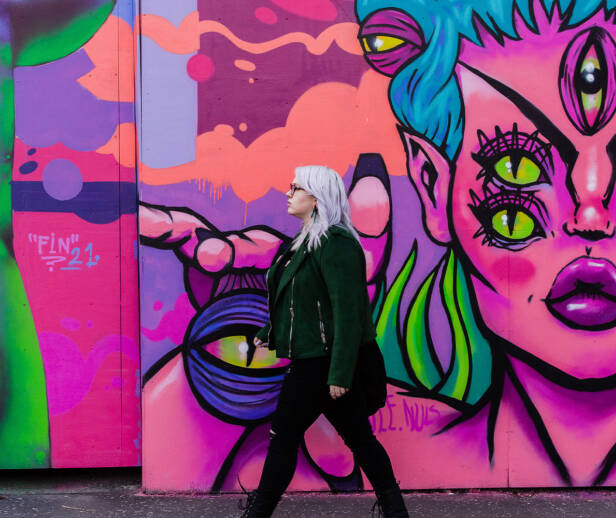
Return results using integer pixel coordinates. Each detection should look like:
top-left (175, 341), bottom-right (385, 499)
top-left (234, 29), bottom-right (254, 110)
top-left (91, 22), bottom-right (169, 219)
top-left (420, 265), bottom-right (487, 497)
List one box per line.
top-left (1, 468), bottom-right (616, 517)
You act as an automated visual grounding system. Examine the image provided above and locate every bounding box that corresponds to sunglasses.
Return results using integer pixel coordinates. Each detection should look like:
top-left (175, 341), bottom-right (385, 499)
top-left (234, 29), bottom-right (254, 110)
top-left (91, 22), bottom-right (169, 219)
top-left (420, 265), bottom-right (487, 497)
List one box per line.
top-left (289, 184), bottom-right (305, 196)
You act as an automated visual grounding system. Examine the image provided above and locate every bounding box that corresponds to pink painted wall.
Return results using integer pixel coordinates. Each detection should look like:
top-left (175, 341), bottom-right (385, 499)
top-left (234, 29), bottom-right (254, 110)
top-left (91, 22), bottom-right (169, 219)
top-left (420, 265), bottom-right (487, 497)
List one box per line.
top-left (0, 0), bottom-right (140, 468)
top-left (139, 0), bottom-right (616, 490)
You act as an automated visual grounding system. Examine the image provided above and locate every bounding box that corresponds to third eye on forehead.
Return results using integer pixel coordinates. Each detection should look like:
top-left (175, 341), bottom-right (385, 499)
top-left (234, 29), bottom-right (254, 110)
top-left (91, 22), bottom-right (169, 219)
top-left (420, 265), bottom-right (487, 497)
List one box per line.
top-left (561, 27), bottom-right (616, 136)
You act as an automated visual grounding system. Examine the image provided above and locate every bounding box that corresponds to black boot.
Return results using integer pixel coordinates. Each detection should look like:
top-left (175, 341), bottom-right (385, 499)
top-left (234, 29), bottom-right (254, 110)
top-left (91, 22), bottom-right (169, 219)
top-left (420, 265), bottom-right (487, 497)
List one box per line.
top-left (372, 485), bottom-right (409, 518)
top-left (238, 490), bottom-right (280, 518)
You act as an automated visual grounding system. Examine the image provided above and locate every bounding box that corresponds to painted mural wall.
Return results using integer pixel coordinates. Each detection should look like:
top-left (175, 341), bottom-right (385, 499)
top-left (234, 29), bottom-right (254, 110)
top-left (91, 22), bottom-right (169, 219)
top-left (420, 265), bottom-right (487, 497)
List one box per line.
top-left (139, 0), bottom-right (616, 490)
top-left (0, 1), bottom-right (140, 468)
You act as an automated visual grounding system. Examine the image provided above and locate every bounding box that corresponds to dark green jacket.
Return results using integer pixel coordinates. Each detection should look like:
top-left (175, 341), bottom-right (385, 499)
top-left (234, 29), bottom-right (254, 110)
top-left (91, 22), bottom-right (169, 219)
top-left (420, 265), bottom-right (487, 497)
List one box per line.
top-left (256, 226), bottom-right (376, 388)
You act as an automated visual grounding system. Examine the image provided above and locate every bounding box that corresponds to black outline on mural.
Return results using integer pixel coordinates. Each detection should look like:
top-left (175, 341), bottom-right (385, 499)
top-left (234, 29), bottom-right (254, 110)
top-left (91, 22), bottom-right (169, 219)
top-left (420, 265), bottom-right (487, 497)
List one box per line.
top-left (352, 1), bottom-right (616, 487)
top-left (140, 153), bottom-right (395, 490)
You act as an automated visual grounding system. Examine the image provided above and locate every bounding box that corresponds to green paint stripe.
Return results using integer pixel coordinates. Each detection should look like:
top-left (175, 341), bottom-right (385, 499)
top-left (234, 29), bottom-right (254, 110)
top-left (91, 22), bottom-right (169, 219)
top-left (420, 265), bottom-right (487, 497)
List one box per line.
top-left (439, 251), bottom-right (470, 400)
top-left (0, 71), bottom-right (13, 234)
top-left (0, 170), bottom-right (10, 233)
top-left (16, 2), bottom-right (115, 67)
top-left (455, 263), bottom-right (492, 404)
top-left (376, 246), bottom-right (417, 385)
top-left (0, 42), bottom-right (11, 68)
top-left (371, 280), bottom-right (385, 324)
top-left (376, 246), bottom-right (416, 340)
top-left (405, 269), bottom-right (440, 388)
top-left (0, 258), bottom-right (49, 467)
top-left (0, 74), bottom-right (13, 185)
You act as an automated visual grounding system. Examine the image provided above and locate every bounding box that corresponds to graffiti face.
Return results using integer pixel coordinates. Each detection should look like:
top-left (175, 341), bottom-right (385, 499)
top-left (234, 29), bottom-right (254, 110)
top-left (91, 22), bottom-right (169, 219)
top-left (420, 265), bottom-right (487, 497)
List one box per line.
top-left (410, 16), bottom-right (616, 378)
top-left (140, 0), bottom-right (616, 490)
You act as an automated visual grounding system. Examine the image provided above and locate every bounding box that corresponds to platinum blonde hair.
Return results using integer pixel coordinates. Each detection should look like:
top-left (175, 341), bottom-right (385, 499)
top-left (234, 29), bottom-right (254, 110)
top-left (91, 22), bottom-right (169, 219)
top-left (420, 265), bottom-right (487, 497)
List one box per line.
top-left (291, 165), bottom-right (360, 251)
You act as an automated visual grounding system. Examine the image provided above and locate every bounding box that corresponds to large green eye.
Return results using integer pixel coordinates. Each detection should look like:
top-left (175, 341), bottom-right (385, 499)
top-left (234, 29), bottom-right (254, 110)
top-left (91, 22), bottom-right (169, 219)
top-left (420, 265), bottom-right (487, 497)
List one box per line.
top-left (205, 335), bottom-right (286, 369)
top-left (491, 209), bottom-right (535, 240)
top-left (362, 35), bottom-right (405, 53)
top-left (494, 155), bottom-right (541, 185)
top-left (579, 46), bottom-right (603, 127)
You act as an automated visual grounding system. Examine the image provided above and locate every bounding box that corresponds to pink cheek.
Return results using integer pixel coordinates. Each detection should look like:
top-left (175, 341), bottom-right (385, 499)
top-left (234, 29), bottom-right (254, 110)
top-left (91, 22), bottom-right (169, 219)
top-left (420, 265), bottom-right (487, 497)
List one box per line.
top-left (490, 256), bottom-right (536, 285)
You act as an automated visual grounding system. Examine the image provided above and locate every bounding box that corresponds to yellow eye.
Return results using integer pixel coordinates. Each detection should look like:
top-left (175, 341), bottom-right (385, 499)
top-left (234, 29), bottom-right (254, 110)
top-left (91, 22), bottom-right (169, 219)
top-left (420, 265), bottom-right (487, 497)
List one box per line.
top-left (579, 48), bottom-right (603, 126)
top-left (491, 210), bottom-right (535, 240)
top-left (494, 155), bottom-right (541, 185)
top-left (362, 35), bottom-right (405, 53)
top-left (205, 335), bottom-right (286, 369)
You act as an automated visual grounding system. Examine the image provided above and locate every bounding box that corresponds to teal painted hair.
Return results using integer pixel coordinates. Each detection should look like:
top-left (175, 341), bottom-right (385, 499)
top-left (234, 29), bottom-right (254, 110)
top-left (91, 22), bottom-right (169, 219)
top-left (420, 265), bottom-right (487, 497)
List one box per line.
top-left (356, 0), bottom-right (616, 160)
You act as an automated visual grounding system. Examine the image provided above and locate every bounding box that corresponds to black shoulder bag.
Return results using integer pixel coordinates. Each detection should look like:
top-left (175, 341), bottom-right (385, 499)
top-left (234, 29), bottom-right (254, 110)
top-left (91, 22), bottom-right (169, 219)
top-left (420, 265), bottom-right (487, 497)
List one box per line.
top-left (354, 339), bottom-right (387, 416)
top-left (310, 248), bottom-right (387, 416)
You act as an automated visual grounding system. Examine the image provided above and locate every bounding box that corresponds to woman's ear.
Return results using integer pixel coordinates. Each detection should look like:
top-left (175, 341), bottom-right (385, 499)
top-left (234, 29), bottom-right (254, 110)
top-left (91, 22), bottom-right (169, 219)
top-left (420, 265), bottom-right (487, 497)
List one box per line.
top-left (398, 126), bottom-right (452, 244)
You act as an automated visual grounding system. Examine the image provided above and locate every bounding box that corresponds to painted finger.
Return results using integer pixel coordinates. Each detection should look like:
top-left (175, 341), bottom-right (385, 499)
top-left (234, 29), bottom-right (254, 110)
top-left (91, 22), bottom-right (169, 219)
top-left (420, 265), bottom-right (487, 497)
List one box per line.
top-left (227, 230), bottom-right (284, 269)
top-left (304, 415), bottom-right (357, 479)
top-left (195, 237), bottom-right (233, 273)
top-left (348, 154), bottom-right (392, 299)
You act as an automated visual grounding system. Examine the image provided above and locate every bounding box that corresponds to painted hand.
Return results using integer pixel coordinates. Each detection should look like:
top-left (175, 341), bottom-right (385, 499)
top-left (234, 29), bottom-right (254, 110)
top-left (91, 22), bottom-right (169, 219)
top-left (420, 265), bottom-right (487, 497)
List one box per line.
top-left (329, 385), bottom-right (350, 399)
top-left (139, 153), bottom-right (393, 303)
top-left (347, 154), bottom-right (392, 302)
top-left (139, 202), bottom-right (286, 274)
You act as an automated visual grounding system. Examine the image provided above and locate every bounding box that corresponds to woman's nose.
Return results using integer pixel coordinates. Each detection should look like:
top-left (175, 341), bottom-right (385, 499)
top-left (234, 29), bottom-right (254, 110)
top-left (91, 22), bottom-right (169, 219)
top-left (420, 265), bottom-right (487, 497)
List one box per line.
top-left (563, 141), bottom-right (616, 241)
top-left (563, 200), bottom-right (614, 240)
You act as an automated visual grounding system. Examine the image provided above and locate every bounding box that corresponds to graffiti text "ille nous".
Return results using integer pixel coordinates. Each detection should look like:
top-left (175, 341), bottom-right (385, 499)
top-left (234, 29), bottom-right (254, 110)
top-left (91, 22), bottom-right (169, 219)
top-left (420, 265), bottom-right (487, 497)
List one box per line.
top-left (369, 394), bottom-right (441, 434)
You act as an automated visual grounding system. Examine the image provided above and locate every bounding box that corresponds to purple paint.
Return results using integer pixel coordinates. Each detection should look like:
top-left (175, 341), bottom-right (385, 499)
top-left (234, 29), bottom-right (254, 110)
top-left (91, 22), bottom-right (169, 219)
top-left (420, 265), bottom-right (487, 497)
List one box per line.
top-left (546, 256), bottom-right (616, 330)
top-left (61, 317), bottom-right (81, 331)
top-left (429, 264), bottom-right (453, 372)
top-left (14, 50), bottom-right (133, 151)
top-left (141, 292), bottom-right (196, 345)
top-left (360, 9), bottom-right (424, 76)
top-left (42, 159), bottom-right (83, 201)
top-left (12, 181), bottom-right (136, 224)
top-left (38, 332), bottom-right (139, 416)
top-left (19, 160), bottom-right (37, 174)
top-left (197, 0), bottom-right (367, 146)
top-left (254, 6), bottom-right (278, 25)
top-left (186, 268), bottom-right (215, 308)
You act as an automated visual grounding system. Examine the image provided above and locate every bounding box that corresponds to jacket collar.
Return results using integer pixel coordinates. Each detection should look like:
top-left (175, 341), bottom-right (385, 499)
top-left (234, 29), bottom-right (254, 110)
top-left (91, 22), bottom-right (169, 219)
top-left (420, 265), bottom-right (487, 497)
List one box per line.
top-left (273, 238), bottom-right (309, 304)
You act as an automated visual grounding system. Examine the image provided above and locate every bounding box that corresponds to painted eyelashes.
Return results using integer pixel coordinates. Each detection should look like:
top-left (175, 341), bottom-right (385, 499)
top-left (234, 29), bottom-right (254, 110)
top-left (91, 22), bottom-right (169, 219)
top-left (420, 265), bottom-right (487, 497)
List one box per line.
top-left (470, 190), bottom-right (547, 250)
top-left (469, 125), bottom-right (551, 250)
top-left (472, 124), bottom-right (553, 188)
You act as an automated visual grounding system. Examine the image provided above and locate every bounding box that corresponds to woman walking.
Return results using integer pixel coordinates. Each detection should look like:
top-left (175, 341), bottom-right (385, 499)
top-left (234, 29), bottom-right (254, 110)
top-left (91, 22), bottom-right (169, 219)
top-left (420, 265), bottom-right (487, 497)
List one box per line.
top-left (241, 165), bottom-right (408, 517)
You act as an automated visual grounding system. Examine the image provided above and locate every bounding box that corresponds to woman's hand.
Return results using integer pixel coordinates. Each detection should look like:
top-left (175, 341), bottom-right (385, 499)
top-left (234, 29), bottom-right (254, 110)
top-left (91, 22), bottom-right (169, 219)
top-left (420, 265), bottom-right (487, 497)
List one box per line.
top-left (329, 385), bottom-right (349, 399)
top-left (253, 337), bottom-right (268, 348)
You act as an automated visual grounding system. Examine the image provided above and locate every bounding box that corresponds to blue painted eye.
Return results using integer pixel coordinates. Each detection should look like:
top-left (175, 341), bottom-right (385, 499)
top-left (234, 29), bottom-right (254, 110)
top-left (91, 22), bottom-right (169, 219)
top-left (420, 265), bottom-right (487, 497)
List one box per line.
top-left (184, 292), bottom-right (288, 425)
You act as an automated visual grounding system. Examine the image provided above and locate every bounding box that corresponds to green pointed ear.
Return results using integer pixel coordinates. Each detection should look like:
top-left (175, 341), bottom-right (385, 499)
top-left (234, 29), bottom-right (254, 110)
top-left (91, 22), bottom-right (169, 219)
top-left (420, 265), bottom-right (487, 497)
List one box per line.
top-left (12, 0), bottom-right (116, 67)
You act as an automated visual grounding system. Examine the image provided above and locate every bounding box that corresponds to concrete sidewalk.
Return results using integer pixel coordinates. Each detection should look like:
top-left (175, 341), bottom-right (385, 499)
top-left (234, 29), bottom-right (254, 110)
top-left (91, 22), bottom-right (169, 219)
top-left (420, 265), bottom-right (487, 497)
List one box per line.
top-left (1, 468), bottom-right (616, 517)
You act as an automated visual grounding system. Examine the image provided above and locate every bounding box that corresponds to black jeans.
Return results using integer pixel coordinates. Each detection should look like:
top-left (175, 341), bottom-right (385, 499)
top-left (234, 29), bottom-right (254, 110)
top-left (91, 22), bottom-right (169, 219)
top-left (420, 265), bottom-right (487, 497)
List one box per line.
top-left (257, 356), bottom-right (397, 496)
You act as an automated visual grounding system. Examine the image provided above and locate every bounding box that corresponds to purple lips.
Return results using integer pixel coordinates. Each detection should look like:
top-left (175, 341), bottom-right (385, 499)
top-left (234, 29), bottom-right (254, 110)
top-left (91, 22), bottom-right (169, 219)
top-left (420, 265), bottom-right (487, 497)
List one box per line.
top-left (546, 257), bottom-right (616, 330)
